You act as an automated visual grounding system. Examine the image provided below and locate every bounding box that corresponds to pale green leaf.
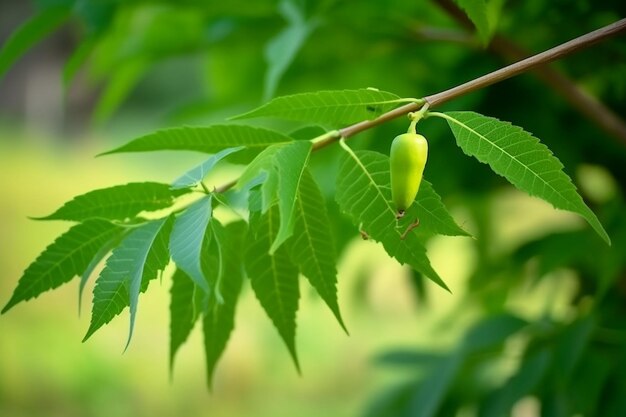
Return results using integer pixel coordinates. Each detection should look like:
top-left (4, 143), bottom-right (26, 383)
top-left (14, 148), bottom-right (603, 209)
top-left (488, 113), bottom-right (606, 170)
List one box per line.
top-left (35, 182), bottom-right (188, 222)
top-left (169, 268), bottom-right (199, 372)
top-left (440, 111), bottom-right (610, 244)
top-left (288, 168), bottom-right (346, 331)
top-left (203, 220), bottom-right (246, 387)
top-left (83, 217), bottom-right (172, 343)
top-left (232, 88), bottom-right (402, 127)
top-left (335, 149), bottom-right (451, 291)
top-left (0, 6), bottom-right (70, 80)
top-left (454, 0), bottom-right (492, 45)
top-left (2, 220), bottom-right (122, 314)
top-left (169, 196), bottom-right (213, 294)
top-left (263, 0), bottom-right (317, 100)
top-left (98, 125), bottom-right (292, 162)
top-left (245, 201), bottom-right (300, 370)
top-left (171, 147), bottom-right (244, 190)
top-left (270, 140), bottom-right (312, 254)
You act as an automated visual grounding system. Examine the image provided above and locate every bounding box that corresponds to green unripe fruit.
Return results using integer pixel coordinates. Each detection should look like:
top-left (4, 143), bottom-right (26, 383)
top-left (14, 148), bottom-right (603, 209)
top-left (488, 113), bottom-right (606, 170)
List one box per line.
top-left (390, 132), bottom-right (428, 215)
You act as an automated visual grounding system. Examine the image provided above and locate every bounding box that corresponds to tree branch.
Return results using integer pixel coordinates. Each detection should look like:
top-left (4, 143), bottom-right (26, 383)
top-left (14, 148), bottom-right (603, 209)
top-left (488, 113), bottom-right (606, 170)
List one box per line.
top-left (232, 17), bottom-right (626, 191)
top-left (431, 0), bottom-right (626, 145)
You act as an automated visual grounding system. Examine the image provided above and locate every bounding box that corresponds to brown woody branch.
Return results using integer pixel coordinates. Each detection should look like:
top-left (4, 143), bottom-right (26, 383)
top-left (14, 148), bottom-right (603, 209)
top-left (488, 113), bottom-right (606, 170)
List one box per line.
top-left (432, 0), bottom-right (626, 145)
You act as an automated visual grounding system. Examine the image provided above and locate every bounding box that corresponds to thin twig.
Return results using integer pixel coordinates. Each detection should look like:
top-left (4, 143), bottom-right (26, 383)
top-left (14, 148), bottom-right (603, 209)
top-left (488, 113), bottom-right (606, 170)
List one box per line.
top-left (225, 18), bottom-right (626, 192)
top-left (432, 0), bottom-right (626, 145)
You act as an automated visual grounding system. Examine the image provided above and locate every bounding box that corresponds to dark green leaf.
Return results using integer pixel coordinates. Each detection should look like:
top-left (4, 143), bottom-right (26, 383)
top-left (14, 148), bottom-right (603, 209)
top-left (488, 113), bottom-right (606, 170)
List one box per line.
top-left (439, 111), bottom-right (610, 244)
top-left (336, 149), bottom-right (463, 291)
top-left (453, 0), bottom-right (492, 45)
top-left (2, 220), bottom-right (122, 314)
top-left (169, 196), bottom-right (213, 294)
top-left (83, 217), bottom-right (172, 343)
top-left (0, 6), bottom-right (70, 79)
top-left (169, 268), bottom-right (199, 372)
top-left (233, 89), bottom-right (402, 127)
top-left (203, 220), bottom-right (246, 387)
top-left (35, 182), bottom-right (187, 222)
top-left (245, 201), bottom-right (300, 370)
top-left (288, 168), bottom-right (346, 331)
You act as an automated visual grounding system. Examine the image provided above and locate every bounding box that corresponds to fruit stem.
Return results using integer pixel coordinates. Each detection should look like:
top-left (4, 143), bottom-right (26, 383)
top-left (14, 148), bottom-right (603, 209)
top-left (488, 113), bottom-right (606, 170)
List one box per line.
top-left (407, 103), bottom-right (430, 133)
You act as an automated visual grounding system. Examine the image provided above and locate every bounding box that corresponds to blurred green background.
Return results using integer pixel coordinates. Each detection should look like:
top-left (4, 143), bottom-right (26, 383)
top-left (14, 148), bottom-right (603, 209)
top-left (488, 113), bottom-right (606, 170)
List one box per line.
top-left (1, 1), bottom-right (626, 416)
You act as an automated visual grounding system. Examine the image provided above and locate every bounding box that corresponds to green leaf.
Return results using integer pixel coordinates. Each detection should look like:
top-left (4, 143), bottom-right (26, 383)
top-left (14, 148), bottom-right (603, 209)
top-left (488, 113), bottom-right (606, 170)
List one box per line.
top-left (83, 217), bottom-right (172, 343)
top-left (439, 111), bottom-right (610, 244)
top-left (169, 196), bottom-right (213, 294)
top-left (171, 147), bottom-right (244, 190)
top-left (98, 125), bottom-right (293, 162)
top-left (2, 220), bottom-right (122, 314)
top-left (288, 168), bottom-right (346, 331)
top-left (35, 182), bottom-right (188, 222)
top-left (270, 140), bottom-right (312, 253)
top-left (63, 36), bottom-right (96, 90)
top-left (169, 268), bottom-right (199, 372)
top-left (203, 220), bottom-right (246, 387)
top-left (236, 145), bottom-right (284, 212)
top-left (263, 0), bottom-right (317, 100)
top-left (409, 180), bottom-right (471, 237)
top-left (79, 233), bottom-right (125, 315)
top-left (245, 201), bottom-right (300, 370)
top-left (92, 57), bottom-right (150, 125)
top-left (0, 6), bottom-right (70, 80)
top-left (232, 88), bottom-right (402, 127)
top-left (453, 0), bottom-right (492, 45)
top-left (336, 149), bottom-right (463, 291)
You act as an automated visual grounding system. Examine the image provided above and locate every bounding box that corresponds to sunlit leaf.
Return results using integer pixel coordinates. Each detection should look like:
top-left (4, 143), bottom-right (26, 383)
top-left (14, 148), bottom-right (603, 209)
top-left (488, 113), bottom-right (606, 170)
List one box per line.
top-left (169, 196), bottom-right (213, 294)
top-left (171, 147), bottom-right (244, 189)
top-left (439, 111), bottom-right (610, 244)
top-left (233, 88), bottom-right (402, 127)
top-left (99, 125), bottom-right (292, 163)
top-left (270, 140), bottom-right (312, 253)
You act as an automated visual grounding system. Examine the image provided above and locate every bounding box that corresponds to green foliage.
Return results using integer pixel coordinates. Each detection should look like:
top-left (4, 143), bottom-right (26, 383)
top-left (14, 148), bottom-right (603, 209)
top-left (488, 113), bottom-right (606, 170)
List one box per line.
top-left (83, 217), bottom-right (172, 344)
top-left (245, 201), bottom-right (301, 370)
top-left (233, 89), bottom-right (402, 127)
top-left (0, 5), bottom-right (70, 80)
top-left (169, 196), bottom-right (213, 294)
top-left (2, 220), bottom-right (122, 314)
top-left (34, 182), bottom-right (188, 222)
top-left (435, 111), bottom-right (610, 244)
top-left (98, 125), bottom-right (293, 161)
top-left (2, 1), bottom-right (624, 408)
